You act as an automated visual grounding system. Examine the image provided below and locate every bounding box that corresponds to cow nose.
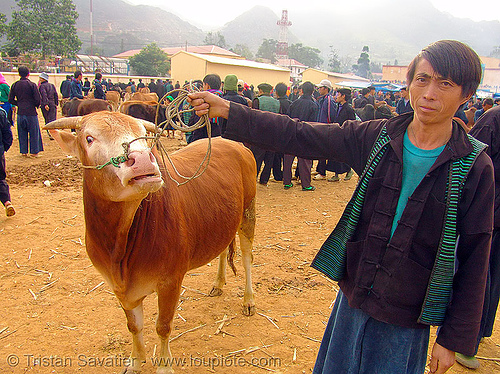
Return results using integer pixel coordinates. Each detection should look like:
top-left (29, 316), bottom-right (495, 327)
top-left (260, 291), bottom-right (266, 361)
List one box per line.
top-left (124, 150), bottom-right (156, 168)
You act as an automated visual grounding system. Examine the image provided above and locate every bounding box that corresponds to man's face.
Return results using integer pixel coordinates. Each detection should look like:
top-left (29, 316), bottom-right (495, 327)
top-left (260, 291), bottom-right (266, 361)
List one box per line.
top-left (335, 92), bottom-right (345, 103)
top-left (483, 102), bottom-right (493, 111)
top-left (400, 89), bottom-right (409, 99)
top-left (408, 59), bottom-right (468, 127)
top-left (318, 86), bottom-right (329, 97)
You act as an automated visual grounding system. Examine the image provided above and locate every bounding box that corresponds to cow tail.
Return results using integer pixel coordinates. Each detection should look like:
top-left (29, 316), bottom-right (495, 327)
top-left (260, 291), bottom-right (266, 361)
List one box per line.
top-left (228, 238), bottom-right (237, 276)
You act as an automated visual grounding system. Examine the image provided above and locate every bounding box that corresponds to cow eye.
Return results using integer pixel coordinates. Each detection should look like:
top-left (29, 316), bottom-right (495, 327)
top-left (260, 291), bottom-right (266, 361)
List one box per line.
top-left (86, 136), bottom-right (94, 144)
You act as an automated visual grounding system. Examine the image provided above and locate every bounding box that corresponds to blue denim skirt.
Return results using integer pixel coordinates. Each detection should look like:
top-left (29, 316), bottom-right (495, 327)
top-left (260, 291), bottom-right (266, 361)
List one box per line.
top-left (313, 291), bottom-right (430, 374)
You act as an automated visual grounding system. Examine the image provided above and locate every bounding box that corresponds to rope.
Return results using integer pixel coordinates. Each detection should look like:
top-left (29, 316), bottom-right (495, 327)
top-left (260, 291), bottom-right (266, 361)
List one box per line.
top-left (80, 82), bottom-right (213, 187)
top-left (154, 82), bottom-right (212, 187)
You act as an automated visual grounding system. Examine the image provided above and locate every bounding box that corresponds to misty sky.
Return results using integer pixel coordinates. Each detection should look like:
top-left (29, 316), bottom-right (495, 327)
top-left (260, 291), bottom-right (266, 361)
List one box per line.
top-left (125, 0), bottom-right (500, 29)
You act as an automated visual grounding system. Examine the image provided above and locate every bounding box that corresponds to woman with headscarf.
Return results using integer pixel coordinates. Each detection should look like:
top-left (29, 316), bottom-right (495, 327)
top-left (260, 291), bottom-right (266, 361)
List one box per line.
top-left (0, 73), bottom-right (13, 126)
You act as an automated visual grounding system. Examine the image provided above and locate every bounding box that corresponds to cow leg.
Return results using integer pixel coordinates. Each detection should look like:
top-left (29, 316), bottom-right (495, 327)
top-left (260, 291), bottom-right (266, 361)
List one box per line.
top-left (122, 303), bottom-right (146, 373)
top-left (209, 248), bottom-right (228, 296)
top-left (240, 200), bottom-right (256, 316)
top-left (155, 281), bottom-right (182, 374)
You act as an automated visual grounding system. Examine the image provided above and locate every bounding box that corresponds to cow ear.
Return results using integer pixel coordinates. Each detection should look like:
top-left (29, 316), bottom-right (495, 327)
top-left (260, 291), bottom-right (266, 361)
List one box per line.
top-left (49, 130), bottom-right (79, 156)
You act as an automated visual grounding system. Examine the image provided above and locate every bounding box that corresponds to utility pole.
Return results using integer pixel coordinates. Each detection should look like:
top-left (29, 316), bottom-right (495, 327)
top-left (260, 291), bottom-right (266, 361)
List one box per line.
top-left (90, 0), bottom-right (94, 55)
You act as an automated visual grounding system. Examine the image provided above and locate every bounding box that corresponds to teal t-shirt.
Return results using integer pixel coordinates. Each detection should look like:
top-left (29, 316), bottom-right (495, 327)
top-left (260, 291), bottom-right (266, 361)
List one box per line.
top-left (390, 130), bottom-right (446, 237)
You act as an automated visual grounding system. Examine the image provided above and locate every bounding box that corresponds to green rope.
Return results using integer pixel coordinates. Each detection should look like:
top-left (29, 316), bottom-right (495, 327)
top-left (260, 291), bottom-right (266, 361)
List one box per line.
top-left (92, 155), bottom-right (128, 170)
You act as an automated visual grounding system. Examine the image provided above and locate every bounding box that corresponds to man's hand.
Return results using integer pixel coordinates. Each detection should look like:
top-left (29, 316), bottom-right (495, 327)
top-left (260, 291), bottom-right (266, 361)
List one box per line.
top-left (187, 91), bottom-right (230, 119)
top-left (429, 342), bottom-right (455, 373)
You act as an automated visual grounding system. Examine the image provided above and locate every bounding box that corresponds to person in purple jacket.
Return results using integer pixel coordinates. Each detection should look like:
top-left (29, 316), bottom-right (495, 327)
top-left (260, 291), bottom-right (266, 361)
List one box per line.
top-left (8, 66), bottom-right (43, 156)
top-left (188, 40), bottom-right (494, 374)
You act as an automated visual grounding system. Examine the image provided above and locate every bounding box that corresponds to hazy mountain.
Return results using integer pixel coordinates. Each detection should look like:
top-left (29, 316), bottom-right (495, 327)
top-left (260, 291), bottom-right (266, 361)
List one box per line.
top-left (1, 0), bottom-right (205, 56)
top-left (1, 0), bottom-right (499, 66)
top-left (287, 0), bottom-right (500, 64)
top-left (219, 6), bottom-right (299, 54)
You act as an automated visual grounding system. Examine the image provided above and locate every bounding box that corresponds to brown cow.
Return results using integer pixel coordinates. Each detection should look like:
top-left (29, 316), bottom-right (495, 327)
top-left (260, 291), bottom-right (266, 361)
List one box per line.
top-left (130, 92), bottom-right (159, 102)
top-left (44, 112), bottom-right (256, 373)
top-left (119, 100), bottom-right (167, 127)
top-left (61, 98), bottom-right (112, 117)
top-left (87, 90), bottom-right (120, 111)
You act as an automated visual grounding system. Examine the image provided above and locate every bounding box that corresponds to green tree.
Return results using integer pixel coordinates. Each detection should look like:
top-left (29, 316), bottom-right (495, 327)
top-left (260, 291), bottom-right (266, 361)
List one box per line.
top-left (7, 0), bottom-right (81, 58)
top-left (256, 39), bottom-right (278, 63)
top-left (129, 43), bottom-right (170, 76)
top-left (204, 32), bottom-right (226, 48)
top-left (490, 46), bottom-right (500, 59)
top-left (328, 46), bottom-right (341, 73)
top-left (231, 44), bottom-right (253, 60)
top-left (352, 45), bottom-right (371, 78)
top-left (0, 13), bottom-right (7, 38)
top-left (289, 43), bottom-right (323, 68)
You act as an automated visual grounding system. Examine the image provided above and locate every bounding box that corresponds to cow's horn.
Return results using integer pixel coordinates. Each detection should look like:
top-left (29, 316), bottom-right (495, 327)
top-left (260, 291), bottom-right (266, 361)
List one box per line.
top-left (43, 117), bottom-right (83, 130)
top-left (137, 119), bottom-right (163, 134)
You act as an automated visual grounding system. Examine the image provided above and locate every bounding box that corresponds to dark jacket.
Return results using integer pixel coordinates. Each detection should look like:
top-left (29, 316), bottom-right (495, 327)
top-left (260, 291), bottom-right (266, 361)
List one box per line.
top-left (317, 94), bottom-right (337, 123)
top-left (277, 97), bottom-right (291, 116)
top-left (396, 98), bottom-right (413, 115)
top-left (0, 108), bottom-right (13, 154)
top-left (39, 81), bottom-right (59, 108)
top-left (8, 77), bottom-right (41, 116)
top-left (70, 78), bottom-right (83, 99)
top-left (60, 79), bottom-right (71, 98)
top-left (333, 102), bottom-right (356, 125)
top-left (223, 103), bottom-right (494, 356)
top-left (221, 91), bottom-right (248, 134)
top-left (289, 94), bottom-right (319, 122)
top-left (470, 105), bottom-right (500, 228)
top-left (93, 79), bottom-right (106, 100)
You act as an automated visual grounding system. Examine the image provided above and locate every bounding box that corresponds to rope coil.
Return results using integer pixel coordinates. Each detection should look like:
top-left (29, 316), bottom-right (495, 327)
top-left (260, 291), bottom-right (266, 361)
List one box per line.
top-left (81, 82), bottom-right (213, 187)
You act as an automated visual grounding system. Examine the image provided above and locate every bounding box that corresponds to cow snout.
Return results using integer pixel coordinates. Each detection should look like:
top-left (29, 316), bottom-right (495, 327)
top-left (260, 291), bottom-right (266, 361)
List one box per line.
top-left (125, 150), bottom-right (157, 169)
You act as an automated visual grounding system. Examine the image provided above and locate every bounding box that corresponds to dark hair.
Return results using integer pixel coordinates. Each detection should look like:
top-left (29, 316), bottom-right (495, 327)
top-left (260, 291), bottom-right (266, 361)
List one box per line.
top-left (368, 86), bottom-right (376, 91)
top-left (74, 70), bottom-right (82, 79)
top-left (361, 87), bottom-right (370, 96)
top-left (406, 40), bottom-right (481, 98)
top-left (257, 83), bottom-right (273, 94)
top-left (275, 83), bottom-right (287, 97)
top-left (18, 66), bottom-right (29, 78)
top-left (300, 81), bottom-right (315, 96)
top-left (203, 74), bottom-right (221, 90)
top-left (337, 88), bottom-right (352, 102)
top-left (483, 98), bottom-right (494, 106)
top-left (66, 75), bottom-right (71, 79)
top-left (95, 72), bottom-right (102, 80)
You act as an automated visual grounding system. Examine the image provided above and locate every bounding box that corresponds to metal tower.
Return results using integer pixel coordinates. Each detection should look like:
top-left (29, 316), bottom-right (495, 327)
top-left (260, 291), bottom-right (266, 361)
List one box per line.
top-left (276, 10), bottom-right (292, 60)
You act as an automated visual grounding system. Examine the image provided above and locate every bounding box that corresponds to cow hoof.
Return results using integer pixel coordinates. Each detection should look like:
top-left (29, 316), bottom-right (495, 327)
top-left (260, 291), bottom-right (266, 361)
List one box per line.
top-left (209, 287), bottom-right (223, 297)
top-left (242, 304), bottom-right (256, 316)
top-left (122, 367), bottom-right (141, 374)
top-left (156, 367), bottom-right (175, 374)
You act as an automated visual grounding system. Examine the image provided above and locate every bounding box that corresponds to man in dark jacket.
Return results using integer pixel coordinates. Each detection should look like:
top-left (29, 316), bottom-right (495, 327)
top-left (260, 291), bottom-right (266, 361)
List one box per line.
top-left (221, 74), bottom-right (248, 134)
top-left (70, 70), bottom-right (84, 99)
top-left (38, 72), bottom-right (58, 139)
top-left (93, 72), bottom-right (106, 100)
top-left (464, 105), bottom-right (500, 369)
top-left (0, 107), bottom-right (14, 216)
top-left (396, 86), bottom-right (413, 115)
top-left (285, 81), bottom-right (319, 191)
top-left (326, 88), bottom-right (357, 182)
top-left (8, 66), bottom-right (43, 156)
top-left (188, 40), bottom-right (493, 374)
top-left (60, 75), bottom-right (72, 99)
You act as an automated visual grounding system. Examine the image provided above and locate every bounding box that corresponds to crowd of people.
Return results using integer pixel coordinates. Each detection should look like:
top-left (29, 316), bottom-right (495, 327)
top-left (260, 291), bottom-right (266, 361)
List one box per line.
top-left (2, 40), bottom-right (500, 373)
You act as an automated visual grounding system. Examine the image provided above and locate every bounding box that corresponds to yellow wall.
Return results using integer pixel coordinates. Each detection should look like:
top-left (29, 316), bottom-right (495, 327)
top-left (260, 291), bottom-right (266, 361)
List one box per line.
top-left (171, 53), bottom-right (290, 88)
top-left (382, 66), bottom-right (408, 83)
top-left (170, 53), bottom-right (208, 85)
top-left (301, 70), bottom-right (326, 85)
top-left (0, 71), bottom-right (169, 95)
top-left (301, 69), bottom-right (369, 89)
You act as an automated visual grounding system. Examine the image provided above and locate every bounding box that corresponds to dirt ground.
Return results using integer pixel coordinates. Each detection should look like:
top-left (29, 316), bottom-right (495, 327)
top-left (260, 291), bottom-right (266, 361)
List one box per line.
top-left (1, 118), bottom-right (500, 374)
